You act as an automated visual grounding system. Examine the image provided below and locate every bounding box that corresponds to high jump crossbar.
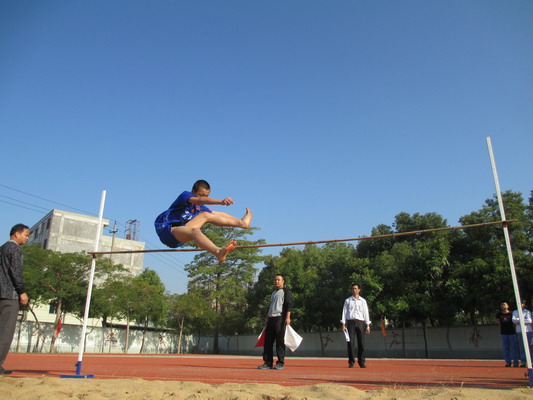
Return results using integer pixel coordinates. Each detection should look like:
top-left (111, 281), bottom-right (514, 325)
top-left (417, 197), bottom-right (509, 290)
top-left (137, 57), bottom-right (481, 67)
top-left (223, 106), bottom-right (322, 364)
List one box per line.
top-left (88, 219), bottom-right (516, 256)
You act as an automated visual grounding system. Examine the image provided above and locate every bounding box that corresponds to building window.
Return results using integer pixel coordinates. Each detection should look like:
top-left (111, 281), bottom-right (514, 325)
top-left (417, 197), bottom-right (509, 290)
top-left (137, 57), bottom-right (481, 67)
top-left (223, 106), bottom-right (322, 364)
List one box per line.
top-left (43, 239), bottom-right (48, 250)
top-left (46, 219), bottom-right (51, 230)
top-left (49, 302), bottom-right (57, 314)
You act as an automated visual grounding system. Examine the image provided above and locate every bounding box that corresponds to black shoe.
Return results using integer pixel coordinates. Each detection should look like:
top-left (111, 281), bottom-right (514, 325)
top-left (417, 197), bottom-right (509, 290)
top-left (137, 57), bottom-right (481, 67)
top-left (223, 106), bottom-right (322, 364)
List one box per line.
top-left (258, 363), bottom-right (272, 370)
top-left (521, 363), bottom-right (527, 368)
top-left (513, 362), bottom-right (519, 367)
top-left (274, 363), bottom-right (284, 370)
top-left (359, 363), bottom-right (367, 368)
top-left (348, 363), bottom-right (354, 368)
top-left (505, 363), bottom-right (512, 367)
top-left (0, 369), bottom-right (13, 375)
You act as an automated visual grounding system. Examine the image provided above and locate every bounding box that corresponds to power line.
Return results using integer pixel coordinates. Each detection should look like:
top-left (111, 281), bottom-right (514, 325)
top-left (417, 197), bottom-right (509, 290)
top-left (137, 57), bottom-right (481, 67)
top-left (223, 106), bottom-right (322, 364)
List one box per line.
top-left (0, 198), bottom-right (48, 214)
top-left (0, 194), bottom-right (51, 213)
top-left (0, 183), bottom-right (95, 215)
top-left (0, 183), bottom-right (189, 276)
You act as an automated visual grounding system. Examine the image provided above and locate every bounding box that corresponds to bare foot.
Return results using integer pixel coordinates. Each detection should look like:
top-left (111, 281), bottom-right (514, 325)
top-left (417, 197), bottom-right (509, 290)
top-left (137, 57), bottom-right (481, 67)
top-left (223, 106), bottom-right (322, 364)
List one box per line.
top-left (241, 208), bottom-right (252, 229)
top-left (217, 240), bottom-right (237, 263)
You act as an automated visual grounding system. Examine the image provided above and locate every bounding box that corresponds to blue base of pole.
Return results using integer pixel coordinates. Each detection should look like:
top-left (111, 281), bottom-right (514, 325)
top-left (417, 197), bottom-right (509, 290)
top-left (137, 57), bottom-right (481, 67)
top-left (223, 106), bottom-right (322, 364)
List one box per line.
top-left (60, 374), bottom-right (95, 379)
top-left (59, 361), bottom-right (95, 379)
top-left (528, 368), bottom-right (533, 388)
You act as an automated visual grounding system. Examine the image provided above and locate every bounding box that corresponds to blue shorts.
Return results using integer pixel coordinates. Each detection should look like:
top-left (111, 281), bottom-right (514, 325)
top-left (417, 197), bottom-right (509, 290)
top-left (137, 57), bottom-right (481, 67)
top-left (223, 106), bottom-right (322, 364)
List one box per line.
top-left (154, 222), bottom-right (184, 248)
top-left (154, 205), bottom-right (212, 248)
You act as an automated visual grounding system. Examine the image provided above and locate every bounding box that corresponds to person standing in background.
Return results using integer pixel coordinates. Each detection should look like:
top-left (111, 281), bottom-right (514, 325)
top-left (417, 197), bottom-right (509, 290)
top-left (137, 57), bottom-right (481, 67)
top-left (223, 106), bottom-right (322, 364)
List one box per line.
top-left (341, 283), bottom-right (371, 368)
top-left (496, 302), bottom-right (519, 367)
top-left (0, 224), bottom-right (30, 375)
top-left (258, 274), bottom-right (292, 370)
top-left (512, 299), bottom-right (532, 368)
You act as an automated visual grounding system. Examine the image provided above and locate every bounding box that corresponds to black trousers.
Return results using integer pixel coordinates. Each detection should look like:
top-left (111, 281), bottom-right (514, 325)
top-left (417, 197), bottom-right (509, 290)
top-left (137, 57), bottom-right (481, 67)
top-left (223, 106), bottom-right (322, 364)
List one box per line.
top-left (346, 319), bottom-right (365, 365)
top-left (0, 299), bottom-right (19, 368)
top-left (263, 316), bottom-right (286, 366)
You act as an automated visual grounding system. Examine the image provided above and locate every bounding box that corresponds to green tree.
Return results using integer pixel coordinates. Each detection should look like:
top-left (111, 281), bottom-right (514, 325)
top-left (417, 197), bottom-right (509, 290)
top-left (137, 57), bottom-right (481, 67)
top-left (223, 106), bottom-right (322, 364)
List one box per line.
top-left (98, 276), bottom-right (138, 353)
top-left (450, 190), bottom-right (533, 323)
top-left (243, 190), bottom-right (533, 338)
top-left (358, 212), bottom-right (455, 329)
top-left (167, 292), bottom-right (215, 353)
top-left (185, 225), bottom-right (265, 353)
top-left (306, 243), bottom-right (360, 332)
top-left (249, 242), bottom-right (379, 339)
top-left (251, 246), bottom-right (323, 333)
top-left (23, 246), bottom-right (121, 352)
top-left (132, 269), bottom-right (167, 353)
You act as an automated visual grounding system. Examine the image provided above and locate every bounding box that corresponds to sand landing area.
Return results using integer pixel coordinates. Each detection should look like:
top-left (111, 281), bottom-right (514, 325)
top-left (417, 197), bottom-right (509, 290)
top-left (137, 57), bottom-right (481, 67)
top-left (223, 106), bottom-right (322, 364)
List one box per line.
top-left (1, 353), bottom-right (533, 399)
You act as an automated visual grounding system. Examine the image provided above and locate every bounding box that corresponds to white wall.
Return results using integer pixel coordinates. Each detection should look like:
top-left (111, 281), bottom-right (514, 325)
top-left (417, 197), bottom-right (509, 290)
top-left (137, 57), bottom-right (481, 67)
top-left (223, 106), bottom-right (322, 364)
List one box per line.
top-left (10, 321), bottom-right (505, 360)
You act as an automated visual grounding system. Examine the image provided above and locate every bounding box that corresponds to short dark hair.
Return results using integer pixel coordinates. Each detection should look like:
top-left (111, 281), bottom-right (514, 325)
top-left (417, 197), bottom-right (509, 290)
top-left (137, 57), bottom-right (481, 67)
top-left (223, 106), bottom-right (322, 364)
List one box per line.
top-left (192, 180), bottom-right (210, 193)
top-left (351, 283), bottom-right (360, 289)
top-left (275, 273), bottom-right (285, 281)
top-left (10, 224), bottom-right (29, 237)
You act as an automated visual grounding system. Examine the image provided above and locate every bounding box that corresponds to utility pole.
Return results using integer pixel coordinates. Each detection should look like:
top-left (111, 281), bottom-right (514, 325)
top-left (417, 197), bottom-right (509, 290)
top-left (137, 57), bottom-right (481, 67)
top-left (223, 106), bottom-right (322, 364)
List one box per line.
top-left (109, 221), bottom-right (118, 260)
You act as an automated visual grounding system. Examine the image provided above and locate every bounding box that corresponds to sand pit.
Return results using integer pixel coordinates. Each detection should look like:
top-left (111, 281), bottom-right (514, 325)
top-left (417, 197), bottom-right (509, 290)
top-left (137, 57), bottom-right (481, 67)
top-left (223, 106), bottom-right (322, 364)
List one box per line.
top-left (2, 377), bottom-right (533, 400)
top-left (2, 354), bottom-right (533, 399)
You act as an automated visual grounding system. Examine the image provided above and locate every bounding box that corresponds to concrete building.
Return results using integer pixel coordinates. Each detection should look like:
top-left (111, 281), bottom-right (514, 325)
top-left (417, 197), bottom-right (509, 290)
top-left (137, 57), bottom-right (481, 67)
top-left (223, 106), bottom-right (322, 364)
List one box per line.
top-left (29, 209), bottom-right (145, 275)
top-left (26, 209), bottom-right (146, 326)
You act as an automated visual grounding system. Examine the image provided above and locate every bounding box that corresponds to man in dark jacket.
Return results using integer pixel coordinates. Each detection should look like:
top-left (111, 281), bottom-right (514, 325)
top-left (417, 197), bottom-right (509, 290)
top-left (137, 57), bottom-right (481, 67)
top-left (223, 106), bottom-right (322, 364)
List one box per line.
top-left (0, 224), bottom-right (30, 375)
top-left (258, 274), bottom-right (292, 370)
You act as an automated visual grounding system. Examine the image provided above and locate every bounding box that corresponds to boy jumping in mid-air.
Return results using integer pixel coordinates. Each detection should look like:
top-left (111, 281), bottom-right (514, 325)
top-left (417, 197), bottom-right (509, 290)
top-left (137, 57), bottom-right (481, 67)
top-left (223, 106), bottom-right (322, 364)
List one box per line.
top-left (154, 180), bottom-right (252, 263)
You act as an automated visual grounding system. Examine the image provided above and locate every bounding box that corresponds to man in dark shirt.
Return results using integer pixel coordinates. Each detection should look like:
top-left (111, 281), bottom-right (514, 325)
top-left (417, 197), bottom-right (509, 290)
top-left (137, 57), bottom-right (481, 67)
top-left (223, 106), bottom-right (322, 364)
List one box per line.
top-left (496, 301), bottom-right (519, 367)
top-left (0, 224), bottom-right (30, 375)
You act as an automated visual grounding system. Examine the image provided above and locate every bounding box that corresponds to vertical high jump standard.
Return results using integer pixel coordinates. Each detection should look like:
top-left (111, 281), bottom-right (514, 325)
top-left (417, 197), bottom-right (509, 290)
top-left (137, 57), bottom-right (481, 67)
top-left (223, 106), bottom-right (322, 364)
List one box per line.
top-left (486, 136), bottom-right (532, 387)
top-left (60, 190), bottom-right (106, 379)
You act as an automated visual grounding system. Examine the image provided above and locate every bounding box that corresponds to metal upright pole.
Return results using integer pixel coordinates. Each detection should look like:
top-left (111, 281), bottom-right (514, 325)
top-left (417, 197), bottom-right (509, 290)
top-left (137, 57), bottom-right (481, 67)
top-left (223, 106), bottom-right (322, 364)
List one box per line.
top-left (61, 190), bottom-right (106, 379)
top-left (486, 137), bottom-right (532, 386)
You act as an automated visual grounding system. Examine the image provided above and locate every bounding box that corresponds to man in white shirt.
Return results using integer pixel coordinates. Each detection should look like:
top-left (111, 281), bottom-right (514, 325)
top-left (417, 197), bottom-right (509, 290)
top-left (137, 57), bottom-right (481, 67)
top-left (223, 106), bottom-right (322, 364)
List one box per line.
top-left (512, 299), bottom-right (532, 368)
top-left (341, 283), bottom-right (371, 368)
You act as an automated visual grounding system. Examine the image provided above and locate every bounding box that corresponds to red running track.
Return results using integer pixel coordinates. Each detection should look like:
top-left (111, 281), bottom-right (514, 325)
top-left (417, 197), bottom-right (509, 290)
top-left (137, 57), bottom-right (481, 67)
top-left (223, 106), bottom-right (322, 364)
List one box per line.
top-left (3, 353), bottom-right (532, 390)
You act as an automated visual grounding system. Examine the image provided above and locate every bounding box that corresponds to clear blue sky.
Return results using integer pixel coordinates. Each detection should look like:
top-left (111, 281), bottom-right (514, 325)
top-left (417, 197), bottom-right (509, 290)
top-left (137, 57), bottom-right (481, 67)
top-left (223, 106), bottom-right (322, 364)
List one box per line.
top-left (1, 1), bottom-right (532, 294)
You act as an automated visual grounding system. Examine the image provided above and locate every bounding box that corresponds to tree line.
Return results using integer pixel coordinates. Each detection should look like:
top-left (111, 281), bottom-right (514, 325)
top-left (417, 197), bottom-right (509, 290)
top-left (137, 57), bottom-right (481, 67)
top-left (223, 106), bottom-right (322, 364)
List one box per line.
top-left (22, 190), bottom-right (533, 354)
